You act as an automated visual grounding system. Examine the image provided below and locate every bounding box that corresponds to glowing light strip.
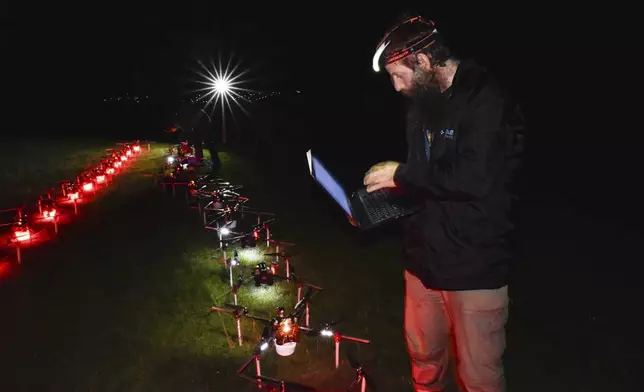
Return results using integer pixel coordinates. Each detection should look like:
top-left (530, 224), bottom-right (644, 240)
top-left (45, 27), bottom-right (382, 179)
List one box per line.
top-left (372, 40), bottom-right (390, 72)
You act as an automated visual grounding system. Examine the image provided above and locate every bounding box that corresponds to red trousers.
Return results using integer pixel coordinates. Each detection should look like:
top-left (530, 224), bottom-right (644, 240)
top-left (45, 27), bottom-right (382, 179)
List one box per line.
top-left (404, 271), bottom-right (509, 392)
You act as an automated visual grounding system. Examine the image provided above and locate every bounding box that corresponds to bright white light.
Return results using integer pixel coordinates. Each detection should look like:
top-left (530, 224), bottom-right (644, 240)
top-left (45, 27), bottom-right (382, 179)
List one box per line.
top-left (260, 342), bottom-right (269, 351)
top-left (213, 78), bottom-right (230, 94)
top-left (238, 248), bottom-right (262, 262)
top-left (194, 57), bottom-right (252, 130)
top-left (372, 40), bottom-right (390, 72)
top-left (220, 227), bottom-right (230, 235)
top-left (166, 156), bottom-right (175, 164)
top-left (321, 329), bottom-right (333, 337)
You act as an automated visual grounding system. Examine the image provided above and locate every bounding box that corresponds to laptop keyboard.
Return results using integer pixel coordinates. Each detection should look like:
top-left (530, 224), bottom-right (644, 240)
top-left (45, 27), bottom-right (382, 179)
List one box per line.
top-left (362, 189), bottom-right (406, 223)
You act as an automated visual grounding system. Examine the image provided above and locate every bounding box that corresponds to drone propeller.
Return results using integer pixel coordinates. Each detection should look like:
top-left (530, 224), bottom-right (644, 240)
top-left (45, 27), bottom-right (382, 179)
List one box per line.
top-left (347, 352), bottom-right (377, 391)
top-left (291, 286), bottom-right (315, 318)
top-left (305, 317), bottom-right (346, 337)
top-left (263, 252), bottom-right (298, 259)
top-left (223, 303), bottom-right (248, 314)
top-left (196, 175), bottom-right (226, 184)
top-left (253, 217), bottom-right (276, 228)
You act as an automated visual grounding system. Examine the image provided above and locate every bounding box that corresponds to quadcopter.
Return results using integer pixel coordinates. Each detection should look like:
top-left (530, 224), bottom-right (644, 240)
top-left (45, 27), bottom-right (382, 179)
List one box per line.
top-left (238, 351), bottom-right (376, 392)
top-left (207, 217), bottom-right (277, 296)
top-left (38, 197), bottom-right (57, 220)
top-left (213, 288), bottom-right (372, 390)
top-left (7, 208), bottom-right (31, 243)
top-left (215, 249), bottom-right (302, 307)
top-left (211, 284), bottom-right (321, 348)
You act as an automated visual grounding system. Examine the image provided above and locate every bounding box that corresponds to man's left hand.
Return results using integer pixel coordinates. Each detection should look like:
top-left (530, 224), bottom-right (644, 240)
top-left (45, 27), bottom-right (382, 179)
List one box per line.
top-left (364, 161), bottom-right (400, 192)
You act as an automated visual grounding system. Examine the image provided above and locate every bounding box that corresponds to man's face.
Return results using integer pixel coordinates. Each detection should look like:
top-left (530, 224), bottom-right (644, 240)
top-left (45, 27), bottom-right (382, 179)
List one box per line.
top-left (385, 54), bottom-right (436, 98)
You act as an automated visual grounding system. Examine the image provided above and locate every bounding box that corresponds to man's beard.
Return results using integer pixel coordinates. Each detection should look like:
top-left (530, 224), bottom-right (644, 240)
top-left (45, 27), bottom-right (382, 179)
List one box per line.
top-left (407, 67), bottom-right (441, 100)
top-left (406, 67), bottom-right (450, 127)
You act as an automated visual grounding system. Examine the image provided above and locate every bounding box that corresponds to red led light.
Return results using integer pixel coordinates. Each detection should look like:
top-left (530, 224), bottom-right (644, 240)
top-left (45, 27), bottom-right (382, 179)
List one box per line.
top-left (43, 209), bottom-right (57, 219)
top-left (13, 228), bottom-right (31, 242)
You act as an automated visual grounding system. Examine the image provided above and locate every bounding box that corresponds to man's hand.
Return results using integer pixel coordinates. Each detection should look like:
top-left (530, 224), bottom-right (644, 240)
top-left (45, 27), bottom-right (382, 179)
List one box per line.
top-left (363, 161), bottom-right (400, 193)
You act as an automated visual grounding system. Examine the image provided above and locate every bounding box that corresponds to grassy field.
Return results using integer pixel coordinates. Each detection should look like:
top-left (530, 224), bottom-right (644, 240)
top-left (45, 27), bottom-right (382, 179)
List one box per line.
top-left (0, 139), bottom-right (116, 208)
top-left (0, 143), bottom-right (639, 391)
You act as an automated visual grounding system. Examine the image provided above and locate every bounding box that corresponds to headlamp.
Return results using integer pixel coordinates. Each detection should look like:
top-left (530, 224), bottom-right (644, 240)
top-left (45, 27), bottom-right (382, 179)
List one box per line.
top-left (372, 16), bottom-right (439, 72)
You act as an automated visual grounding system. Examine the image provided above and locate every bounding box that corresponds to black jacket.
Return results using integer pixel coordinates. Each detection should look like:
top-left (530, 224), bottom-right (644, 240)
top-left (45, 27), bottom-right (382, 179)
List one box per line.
top-left (393, 59), bottom-right (525, 291)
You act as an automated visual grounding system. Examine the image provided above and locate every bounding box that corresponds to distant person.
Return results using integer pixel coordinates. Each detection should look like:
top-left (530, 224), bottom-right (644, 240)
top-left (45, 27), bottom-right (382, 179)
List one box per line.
top-left (174, 103), bottom-right (221, 174)
top-left (174, 103), bottom-right (205, 161)
top-left (203, 129), bottom-right (221, 175)
top-left (168, 126), bottom-right (180, 144)
top-left (363, 15), bottom-right (525, 392)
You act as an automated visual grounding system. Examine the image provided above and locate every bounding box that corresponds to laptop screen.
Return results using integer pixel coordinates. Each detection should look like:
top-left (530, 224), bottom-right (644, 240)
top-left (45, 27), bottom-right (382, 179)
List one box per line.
top-left (307, 152), bottom-right (352, 217)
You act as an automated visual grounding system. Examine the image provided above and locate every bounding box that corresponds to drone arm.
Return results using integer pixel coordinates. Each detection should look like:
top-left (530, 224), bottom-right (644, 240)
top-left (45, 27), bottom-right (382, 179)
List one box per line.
top-left (244, 313), bottom-right (272, 323)
top-left (339, 334), bottom-right (370, 344)
top-left (210, 306), bottom-right (237, 314)
top-left (237, 354), bottom-right (257, 374)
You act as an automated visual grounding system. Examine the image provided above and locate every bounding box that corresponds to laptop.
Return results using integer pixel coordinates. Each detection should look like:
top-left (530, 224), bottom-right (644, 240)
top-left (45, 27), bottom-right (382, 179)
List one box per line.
top-left (306, 150), bottom-right (419, 230)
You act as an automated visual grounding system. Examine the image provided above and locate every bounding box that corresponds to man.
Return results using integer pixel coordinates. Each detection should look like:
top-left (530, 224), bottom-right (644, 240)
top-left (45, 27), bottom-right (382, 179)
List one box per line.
top-left (364, 15), bottom-right (525, 392)
top-left (174, 103), bottom-right (221, 174)
top-left (175, 103), bottom-right (206, 161)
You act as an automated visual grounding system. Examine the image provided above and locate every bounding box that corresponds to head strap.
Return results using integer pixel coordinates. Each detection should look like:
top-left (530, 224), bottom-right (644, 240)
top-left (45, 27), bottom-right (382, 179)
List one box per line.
top-left (372, 16), bottom-right (438, 72)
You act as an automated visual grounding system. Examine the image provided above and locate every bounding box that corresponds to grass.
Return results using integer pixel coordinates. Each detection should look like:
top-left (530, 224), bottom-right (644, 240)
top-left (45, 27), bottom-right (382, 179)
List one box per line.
top-left (0, 139), bottom-right (115, 208)
top-left (0, 142), bottom-right (639, 391)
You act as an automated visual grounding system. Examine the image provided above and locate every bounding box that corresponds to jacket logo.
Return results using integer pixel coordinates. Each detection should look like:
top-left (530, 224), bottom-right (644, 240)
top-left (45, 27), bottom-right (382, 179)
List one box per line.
top-left (440, 129), bottom-right (455, 140)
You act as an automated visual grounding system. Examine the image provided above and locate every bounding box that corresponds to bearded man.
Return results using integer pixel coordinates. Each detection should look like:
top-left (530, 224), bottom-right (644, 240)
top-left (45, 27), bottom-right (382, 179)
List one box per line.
top-left (363, 15), bottom-right (525, 392)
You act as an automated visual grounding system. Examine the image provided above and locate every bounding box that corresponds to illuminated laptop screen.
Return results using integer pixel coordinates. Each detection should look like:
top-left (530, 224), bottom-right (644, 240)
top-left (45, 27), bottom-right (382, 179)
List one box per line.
top-left (311, 156), bottom-right (352, 217)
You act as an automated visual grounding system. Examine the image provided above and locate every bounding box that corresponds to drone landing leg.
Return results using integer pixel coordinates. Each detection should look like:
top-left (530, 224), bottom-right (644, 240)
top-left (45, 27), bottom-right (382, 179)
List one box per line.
top-left (335, 338), bottom-right (340, 369)
top-left (266, 227), bottom-right (270, 248)
top-left (286, 258), bottom-right (291, 280)
top-left (53, 217), bottom-right (58, 235)
top-left (297, 284), bottom-right (302, 302)
top-left (361, 376), bottom-right (366, 392)
top-left (73, 199), bottom-right (78, 215)
top-left (15, 244), bottom-right (21, 264)
top-left (305, 302), bottom-right (310, 327)
top-left (236, 314), bottom-right (243, 346)
top-left (229, 263), bottom-right (234, 289)
top-left (255, 355), bottom-right (262, 389)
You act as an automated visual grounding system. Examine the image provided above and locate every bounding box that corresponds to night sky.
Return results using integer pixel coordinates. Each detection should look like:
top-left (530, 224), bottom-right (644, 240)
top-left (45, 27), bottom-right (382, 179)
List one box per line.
top-left (5, 5), bottom-right (602, 103)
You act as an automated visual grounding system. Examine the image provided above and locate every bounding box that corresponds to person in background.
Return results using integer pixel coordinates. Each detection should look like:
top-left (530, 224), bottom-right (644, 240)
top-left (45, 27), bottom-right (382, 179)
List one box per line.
top-left (174, 103), bottom-right (221, 175)
top-left (364, 14), bottom-right (525, 392)
top-left (204, 131), bottom-right (221, 175)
